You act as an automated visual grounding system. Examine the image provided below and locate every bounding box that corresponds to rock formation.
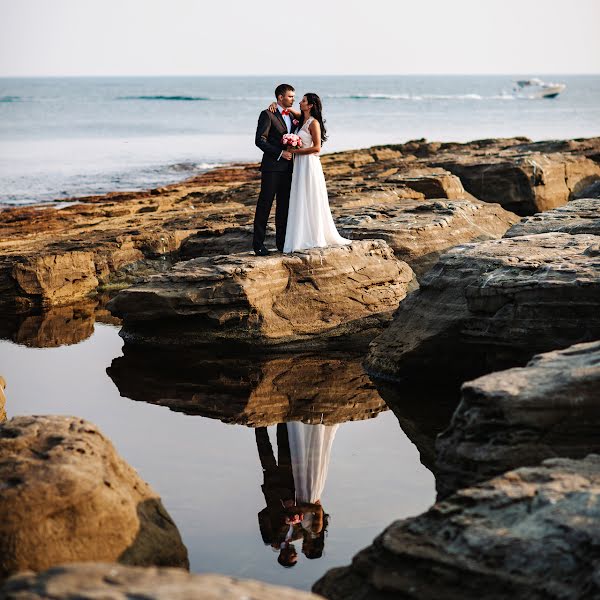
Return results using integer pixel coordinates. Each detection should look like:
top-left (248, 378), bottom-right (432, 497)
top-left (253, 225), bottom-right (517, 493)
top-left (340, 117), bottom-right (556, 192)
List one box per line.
top-left (435, 340), bottom-right (600, 497)
top-left (314, 455), bottom-right (600, 600)
top-left (108, 346), bottom-right (387, 426)
top-left (0, 416), bottom-right (188, 579)
top-left (366, 232), bottom-right (600, 381)
top-left (336, 198), bottom-right (518, 278)
top-left (0, 563), bottom-right (321, 600)
top-left (505, 197), bottom-right (600, 237)
top-left (108, 240), bottom-right (417, 349)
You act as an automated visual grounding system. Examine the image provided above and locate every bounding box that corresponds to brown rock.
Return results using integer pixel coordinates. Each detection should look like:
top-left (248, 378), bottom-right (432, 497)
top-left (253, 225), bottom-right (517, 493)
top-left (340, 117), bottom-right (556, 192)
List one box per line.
top-left (108, 240), bottom-right (417, 349)
top-left (337, 198), bottom-right (518, 278)
top-left (436, 340), bottom-right (600, 498)
top-left (435, 153), bottom-right (600, 215)
top-left (365, 232), bottom-right (600, 381)
top-left (313, 455), bottom-right (600, 600)
top-left (0, 563), bottom-right (322, 600)
top-left (108, 347), bottom-right (387, 426)
top-left (0, 416), bottom-right (188, 579)
top-left (504, 197), bottom-right (600, 237)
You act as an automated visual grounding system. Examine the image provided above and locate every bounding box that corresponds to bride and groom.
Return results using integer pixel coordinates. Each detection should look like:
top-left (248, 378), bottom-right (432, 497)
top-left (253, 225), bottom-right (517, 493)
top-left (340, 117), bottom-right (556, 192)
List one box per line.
top-left (253, 83), bottom-right (350, 256)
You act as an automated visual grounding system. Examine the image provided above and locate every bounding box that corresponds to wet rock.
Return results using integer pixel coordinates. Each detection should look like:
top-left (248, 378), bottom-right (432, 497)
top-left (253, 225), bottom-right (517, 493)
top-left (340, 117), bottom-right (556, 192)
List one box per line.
top-left (0, 563), bottom-right (321, 600)
top-left (337, 198), bottom-right (518, 278)
top-left (108, 347), bottom-right (387, 426)
top-left (435, 153), bottom-right (600, 215)
top-left (0, 377), bottom-right (5, 423)
top-left (436, 340), bottom-right (600, 498)
top-left (0, 416), bottom-right (188, 579)
top-left (313, 455), bottom-right (600, 600)
top-left (108, 240), bottom-right (417, 349)
top-left (505, 197), bottom-right (600, 237)
top-left (365, 232), bottom-right (600, 381)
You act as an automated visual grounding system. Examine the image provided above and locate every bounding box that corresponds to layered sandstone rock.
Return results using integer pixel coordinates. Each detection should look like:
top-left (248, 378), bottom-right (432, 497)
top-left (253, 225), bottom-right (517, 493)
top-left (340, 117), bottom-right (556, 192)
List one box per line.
top-left (0, 563), bottom-right (321, 600)
top-left (436, 341), bottom-right (600, 498)
top-left (337, 198), bottom-right (518, 278)
top-left (108, 347), bottom-right (387, 426)
top-left (314, 455), bottom-right (600, 600)
top-left (434, 152), bottom-right (600, 215)
top-left (0, 416), bottom-right (188, 579)
top-left (108, 240), bottom-right (417, 348)
top-left (365, 232), bottom-right (600, 380)
top-left (505, 197), bottom-right (600, 237)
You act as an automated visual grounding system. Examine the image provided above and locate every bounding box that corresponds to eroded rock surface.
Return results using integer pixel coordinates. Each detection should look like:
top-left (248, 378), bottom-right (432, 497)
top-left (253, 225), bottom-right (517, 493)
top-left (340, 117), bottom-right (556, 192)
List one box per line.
top-left (0, 416), bottom-right (188, 579)
top-left (108, 347), bottom-right (387, 425)
top-left (0, 563), bottom-right (321, 600)
top-left (436, 340), bottom-right (600, 497)
top-left (366, 232), bottom-right (600, 380)
top-left (314, 455), bottom-right (600, 600)
top-left (505, 197), bottom-right (600, 237)
top-left (109, 240), bottom-right (417, 348)
top-left (337, 198), bottom-right (517, 277)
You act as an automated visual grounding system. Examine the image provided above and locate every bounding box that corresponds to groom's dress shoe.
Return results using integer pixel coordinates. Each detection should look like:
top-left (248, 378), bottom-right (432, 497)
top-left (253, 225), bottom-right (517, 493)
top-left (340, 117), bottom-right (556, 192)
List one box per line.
top-left (254, 245), bottom-right (270, 257)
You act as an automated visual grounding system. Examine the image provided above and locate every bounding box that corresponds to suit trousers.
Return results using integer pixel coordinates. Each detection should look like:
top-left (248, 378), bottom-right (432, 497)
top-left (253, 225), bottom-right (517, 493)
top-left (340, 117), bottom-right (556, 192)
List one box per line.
top-left (253, 168), bottom-right (292, 252)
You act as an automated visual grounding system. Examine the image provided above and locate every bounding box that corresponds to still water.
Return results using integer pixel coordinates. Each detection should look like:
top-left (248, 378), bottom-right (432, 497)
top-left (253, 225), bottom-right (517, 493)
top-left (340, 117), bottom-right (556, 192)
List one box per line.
top-left (0, 319), bottom-right (435, 590)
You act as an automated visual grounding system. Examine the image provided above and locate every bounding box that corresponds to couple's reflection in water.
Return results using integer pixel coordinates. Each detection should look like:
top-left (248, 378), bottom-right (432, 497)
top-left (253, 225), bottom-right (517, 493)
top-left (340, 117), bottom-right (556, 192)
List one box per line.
top-left (256, 422), bottom-right (337, 567)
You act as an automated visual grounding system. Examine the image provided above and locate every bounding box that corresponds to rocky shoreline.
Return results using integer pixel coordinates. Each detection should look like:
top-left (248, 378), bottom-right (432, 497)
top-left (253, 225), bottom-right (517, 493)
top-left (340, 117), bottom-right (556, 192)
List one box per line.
top-left (1, 135), bottom-right (599, 598)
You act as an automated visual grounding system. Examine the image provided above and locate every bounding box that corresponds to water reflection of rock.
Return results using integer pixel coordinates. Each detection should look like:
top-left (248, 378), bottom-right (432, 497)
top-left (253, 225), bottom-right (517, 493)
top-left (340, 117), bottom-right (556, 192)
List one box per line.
top-left (0, 295), bottom-right (119, 348)
top-left (107, 346), bottom-right (387, 426)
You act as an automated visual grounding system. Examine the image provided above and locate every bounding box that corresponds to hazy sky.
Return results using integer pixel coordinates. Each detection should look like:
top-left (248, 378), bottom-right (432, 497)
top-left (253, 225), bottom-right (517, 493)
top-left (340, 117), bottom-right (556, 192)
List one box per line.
top-left (1, 0), bottom-right (599, 76)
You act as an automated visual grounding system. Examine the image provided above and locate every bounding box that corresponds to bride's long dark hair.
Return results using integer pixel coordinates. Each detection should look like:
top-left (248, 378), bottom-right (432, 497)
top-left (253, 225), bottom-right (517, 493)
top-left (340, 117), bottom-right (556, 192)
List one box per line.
top-left (299, 93), bottom-right (328, 144)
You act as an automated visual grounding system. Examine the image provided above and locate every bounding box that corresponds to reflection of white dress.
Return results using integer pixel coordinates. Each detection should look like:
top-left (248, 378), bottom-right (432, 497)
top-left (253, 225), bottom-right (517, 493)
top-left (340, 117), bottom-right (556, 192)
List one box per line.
top-left (287, 422), bottom-right (339, 503)
top-left (283, 118), bottom-right (351, 253)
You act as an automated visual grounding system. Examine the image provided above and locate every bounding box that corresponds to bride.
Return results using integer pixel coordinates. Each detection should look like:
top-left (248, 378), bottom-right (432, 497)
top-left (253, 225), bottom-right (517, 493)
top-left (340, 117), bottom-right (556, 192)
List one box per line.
top-left (271, 93), bottom-right (351, 253)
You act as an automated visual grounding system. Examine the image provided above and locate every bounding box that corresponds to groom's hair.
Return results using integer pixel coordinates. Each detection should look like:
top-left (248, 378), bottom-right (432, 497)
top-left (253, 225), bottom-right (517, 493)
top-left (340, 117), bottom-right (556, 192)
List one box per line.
top-left (275, 83), bottom-right (294, 98)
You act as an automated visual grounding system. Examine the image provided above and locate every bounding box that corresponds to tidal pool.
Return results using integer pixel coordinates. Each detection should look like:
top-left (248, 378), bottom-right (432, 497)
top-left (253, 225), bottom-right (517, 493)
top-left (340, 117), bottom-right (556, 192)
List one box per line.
top-left (0, 321), bottom-right (436, 591)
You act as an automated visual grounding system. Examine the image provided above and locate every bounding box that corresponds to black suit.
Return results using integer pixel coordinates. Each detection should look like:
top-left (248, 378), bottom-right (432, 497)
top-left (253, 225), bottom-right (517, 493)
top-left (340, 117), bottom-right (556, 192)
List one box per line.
top-left (253, 109), bottom-right (294, 252)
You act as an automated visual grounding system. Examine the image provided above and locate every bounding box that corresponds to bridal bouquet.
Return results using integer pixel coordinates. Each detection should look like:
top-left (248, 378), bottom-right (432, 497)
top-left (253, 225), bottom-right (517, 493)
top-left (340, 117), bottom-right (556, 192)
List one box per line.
top-left (282, 133), bottom-right (302, 149)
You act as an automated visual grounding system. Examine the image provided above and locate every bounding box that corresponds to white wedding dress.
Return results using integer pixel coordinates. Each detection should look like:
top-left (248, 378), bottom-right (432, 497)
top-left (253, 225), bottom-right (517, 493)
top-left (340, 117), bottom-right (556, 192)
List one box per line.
top-left (283, 118), bottom-right (351, 253)
top-left (287, 422), bottom-right (339, 503)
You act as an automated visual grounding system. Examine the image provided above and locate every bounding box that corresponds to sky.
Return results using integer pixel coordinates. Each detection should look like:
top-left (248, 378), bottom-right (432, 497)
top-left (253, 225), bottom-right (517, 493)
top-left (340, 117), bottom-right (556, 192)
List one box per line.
top-left (0, 0), bottom-right (599, 77)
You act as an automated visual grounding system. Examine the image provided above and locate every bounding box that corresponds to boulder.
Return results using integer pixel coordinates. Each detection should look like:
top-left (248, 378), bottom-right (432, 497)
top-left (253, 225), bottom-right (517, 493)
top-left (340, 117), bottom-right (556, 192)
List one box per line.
top-left (336, 198), bottom-right (518, 278)
top-left (0, 416), bottom-right (188, 579)
top-left (0, 563), bottom-right (321, 600)
top-left (313, 455), bottom-right (600, 600)
top-left (365, 233), bottom-right (600, 381)
top-left (436, 340), bottom-right (600, 498)
top-left (573, 179), bottom-right (600, 199)
top-left (505, 197), bottom-right (600, 237)
top-left (108, 240), bottom-right (417, 349)
top-left (435, 153), bottom-right (600, 215)
top-left (108, 347), bottom-right (387, 426)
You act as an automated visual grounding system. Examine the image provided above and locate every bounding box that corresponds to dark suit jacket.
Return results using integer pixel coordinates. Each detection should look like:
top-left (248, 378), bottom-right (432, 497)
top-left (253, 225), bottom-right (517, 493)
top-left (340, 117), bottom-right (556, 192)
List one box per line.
top-left (255, 109), bottom-right (294, 173)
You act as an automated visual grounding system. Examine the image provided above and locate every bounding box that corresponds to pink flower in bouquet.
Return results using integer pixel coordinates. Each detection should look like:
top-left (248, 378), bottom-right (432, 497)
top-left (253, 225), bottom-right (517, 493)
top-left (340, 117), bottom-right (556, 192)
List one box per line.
top-left (282, 133), bottom-right (302, 149)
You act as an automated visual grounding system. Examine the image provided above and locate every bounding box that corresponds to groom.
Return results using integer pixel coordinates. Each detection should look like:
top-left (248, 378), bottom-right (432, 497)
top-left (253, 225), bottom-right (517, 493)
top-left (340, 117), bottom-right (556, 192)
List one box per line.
top-left (253, 83), bottom-right (296, 256)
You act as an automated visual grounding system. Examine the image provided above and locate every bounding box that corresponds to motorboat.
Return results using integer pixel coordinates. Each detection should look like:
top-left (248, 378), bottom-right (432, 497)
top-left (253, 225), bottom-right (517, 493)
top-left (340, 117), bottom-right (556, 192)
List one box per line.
top-left (513, 78), bottom-right (566, 99)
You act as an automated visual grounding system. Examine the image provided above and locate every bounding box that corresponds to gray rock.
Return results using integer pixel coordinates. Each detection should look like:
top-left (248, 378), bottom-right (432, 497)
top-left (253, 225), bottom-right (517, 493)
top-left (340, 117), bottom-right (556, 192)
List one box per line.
top-left (365, 232), bottom-right (600, 381)
top-left (505, 198), bottom-right (600, 237)
top-left (313, 455), bottom-right (600, 600)
top-left (436, 341), bottom-right (600, 498)
top-left (0, 563), bottom-right (321, 599)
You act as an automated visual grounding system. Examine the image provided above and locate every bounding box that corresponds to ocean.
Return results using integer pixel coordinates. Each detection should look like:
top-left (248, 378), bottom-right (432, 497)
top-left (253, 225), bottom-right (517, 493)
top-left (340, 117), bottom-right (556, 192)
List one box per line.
top-left (1, 74), bottom-right (599, 205)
